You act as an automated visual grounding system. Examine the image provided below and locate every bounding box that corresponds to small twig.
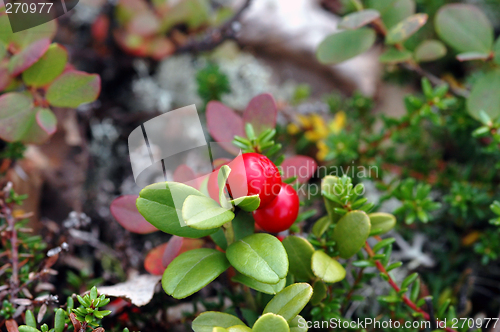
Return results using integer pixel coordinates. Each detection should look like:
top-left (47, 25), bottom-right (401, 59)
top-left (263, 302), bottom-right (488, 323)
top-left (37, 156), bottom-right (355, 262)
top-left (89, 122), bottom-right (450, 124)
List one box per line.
top-left (176, 0), bottom-right (252, 53)
top-left (364, 242), bottom-right (458, 332)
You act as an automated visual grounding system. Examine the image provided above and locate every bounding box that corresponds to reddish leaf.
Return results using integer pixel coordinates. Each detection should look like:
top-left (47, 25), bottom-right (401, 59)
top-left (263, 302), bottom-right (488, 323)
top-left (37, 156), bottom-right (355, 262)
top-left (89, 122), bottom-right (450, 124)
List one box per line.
top-left (281, 156), bottom-right (317, 183)
top-left (144, 236), bottom-right (204, 275)
top-left (144, 242), bottom-right (168, 275)
top-left (9, 38), bottom-right (50, 76)
top-left (206, 101), bottom-right (244, 155)
top-left (0, 92), bottom-right (34, 141)
top-left (0, 60), bottom-right (11, 91)
top-left (162, 236), bottom-right (204, 267)
top-left (127, 11), bottom-right (160, 37)
top-left (92, 14), bottom-right (110, 43)
top-left (110, 195), bottom-right (158, 234)
top-left (173, 164), bottom-right (196, 183)
top-left (5, 319), bottom-right (19, 332)
top-left (149, 37), bottom-right (175, 60)
top-left (243, 93), bottom-right (277, 135)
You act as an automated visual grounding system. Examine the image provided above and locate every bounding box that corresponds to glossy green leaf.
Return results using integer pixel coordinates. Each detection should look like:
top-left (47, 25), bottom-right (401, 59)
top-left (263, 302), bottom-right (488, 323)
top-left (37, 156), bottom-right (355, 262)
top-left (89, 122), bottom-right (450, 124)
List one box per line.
top-left (9, 38), bottom-right (51, 76)
top-left (226, 233), bottom-right (288, 284)
top-left (213, 328), bottom-right (228, 332)
top-left (162, 248), bottom-right (230, 299)
top-left (25, 310), bottom-right (36, 328)
top-left (46, 70), bottom-right (101, 108)
top-left (379, 47), bottom-right (412, 63)
top-left (182, 195), bottom-right (234, 230)
top-left (332, 210), bottom-right (371, 259)
top-left (311, 216), bottom-right (331, 238)
top-left (339, 9), bottom-right (380, 30)
top-left (368, 0), bottom-right (415, 29)
top-left (368, 212), bottom-right (396, 235)
top-left (435, 4), bottom-right (493, 54)
top-left (456, 52), bottom-right (490, 62)
top-left (18, 327), bottom-right (40, 332)
top-left (317, 28), bottom-right (376, 64)
top-left (54, 309), bottom-right (65, 332)
top-left (310, 281), bottom-right (327, 305)
top-left (137, 182), bottom-right (218, 238)
top-left (230, 194), bottom-right (260, 212)
top-left (311, 250), bottom-right (346, 283)
top-left (414, 40), bottom-right (447, 62)
top-left (253, 313), bottom-right (289, 332)
top-left (385, 14), bottom-right (427, 44)
top-left (22, 43), bottom-right (67, 87)
top-left (192, 312), bottom-right (245, 332)
top-left (282, 236), bottom-right (314, 280)
top-left (218, 165), bottom-right (232, 208)
top-left (263, 283), bottom-right (313, 322)
top-left (232, 274), bottom-right (285, 295)
top-left (467, 69), bottom-right (500, 121)
top-left (0, 42), bottom-right (6, 59)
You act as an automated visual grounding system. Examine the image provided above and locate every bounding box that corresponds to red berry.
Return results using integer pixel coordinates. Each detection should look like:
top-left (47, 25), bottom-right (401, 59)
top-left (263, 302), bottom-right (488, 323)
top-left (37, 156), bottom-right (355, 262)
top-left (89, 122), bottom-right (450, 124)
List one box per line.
top-left (253, 183), bottom-right (299, 233)
top-left (207, 153), bottom-right (282, 208)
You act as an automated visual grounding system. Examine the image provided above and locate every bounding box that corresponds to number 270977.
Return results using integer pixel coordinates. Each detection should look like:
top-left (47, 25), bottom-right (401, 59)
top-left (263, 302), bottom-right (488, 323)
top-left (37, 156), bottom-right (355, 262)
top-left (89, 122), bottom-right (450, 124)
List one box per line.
top-left (5, 2), bottom-right (54, 14)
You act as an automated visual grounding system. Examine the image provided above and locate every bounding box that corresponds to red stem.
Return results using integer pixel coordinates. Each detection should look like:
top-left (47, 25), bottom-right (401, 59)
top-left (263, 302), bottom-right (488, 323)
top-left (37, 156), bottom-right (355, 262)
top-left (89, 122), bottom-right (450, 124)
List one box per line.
top-left (365, 242), bottom-right (457, 332)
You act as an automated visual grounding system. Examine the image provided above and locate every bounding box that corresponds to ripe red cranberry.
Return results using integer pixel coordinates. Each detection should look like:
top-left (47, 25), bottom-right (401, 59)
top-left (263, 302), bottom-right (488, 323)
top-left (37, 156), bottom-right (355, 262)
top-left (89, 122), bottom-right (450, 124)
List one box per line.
top-left (207, 153), bottom-right (282, 209)
top-left (253, 183), bottom-right (299, 233)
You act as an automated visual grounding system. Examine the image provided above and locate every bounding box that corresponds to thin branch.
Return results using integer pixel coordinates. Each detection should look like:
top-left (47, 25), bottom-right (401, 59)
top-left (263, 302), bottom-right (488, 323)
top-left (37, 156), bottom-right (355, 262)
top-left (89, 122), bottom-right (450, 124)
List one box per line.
top-left (364, 242), bottom-right (458, 332)
top-left (176, 0), bottom-right (252, 53)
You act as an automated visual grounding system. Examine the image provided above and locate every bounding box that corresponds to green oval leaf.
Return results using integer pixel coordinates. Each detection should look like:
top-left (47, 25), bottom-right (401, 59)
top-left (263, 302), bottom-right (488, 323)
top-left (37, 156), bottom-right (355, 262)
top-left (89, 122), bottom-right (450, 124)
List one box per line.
top-left (311, 250), bottom-right (346, 283)
top-left (414, 40), bottom-right (447, 62)
top-left (339, 9), bottom-right (380, 30)
top-left (230, 194), bottom-right (260, 212)
top-left (182, 195), bottom-right (234, 230)
top-left (226, 233), bottom-right (288, 284)
top-left (332, 210), bottom-right (371, 259)
top-left (311, 216), bottom-right (331, 238)
top-left (137, 182), bottom-right (218, 238)
top-left (379, 47), bottom-right (412, 63)
top-left (18, 326), bottom-right (41, 332)
top-left (467, 69), bottom-right (500, 121)
top-left (263, 283), bottom-right (313, 322)
top-left (162, 248), bottom-right (230, 299)
top-left (368, 212), bottom-right (396, 235)
top-left (282, 236), bottom-right (314, 280)
top-left (385, 14), bottom-right (427, 45)
top-left (232, 274), bottom-right (286, 295)
top-left (22, 43), bottom-right (68, 87)
top-left (368, 0), bottom-right (415, 29)
top-left (9, 38), bottom-right (51, 76)
top-left (54, 309), bottom-right (65, 332)
top-left (253, 313), bottom-right (289, 332)
top-left (192, 312), bottom-right (245, 332)
top-left (317, 28), bottom-right (376, 64)
top-left (435, 4), bottom-right (493, 54)
top-left (36, 108), bottom-right (57, 136)
top-left (46, 70), bottom-right (101, 108)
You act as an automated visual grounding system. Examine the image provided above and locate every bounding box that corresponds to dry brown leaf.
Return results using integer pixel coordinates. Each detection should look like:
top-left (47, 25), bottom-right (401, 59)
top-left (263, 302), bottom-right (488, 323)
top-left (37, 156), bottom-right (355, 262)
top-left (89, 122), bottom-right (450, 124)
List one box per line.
top-left (98, 274), bottom-right (161, 307)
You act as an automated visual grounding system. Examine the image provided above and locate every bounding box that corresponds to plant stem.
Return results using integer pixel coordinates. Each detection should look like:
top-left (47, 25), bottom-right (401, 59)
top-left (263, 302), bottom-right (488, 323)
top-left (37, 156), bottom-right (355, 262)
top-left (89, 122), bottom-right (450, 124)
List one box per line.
top-left (223, 221), bottom-right (235, 246)
top-left (364, 242), bottom-right (458, 332)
